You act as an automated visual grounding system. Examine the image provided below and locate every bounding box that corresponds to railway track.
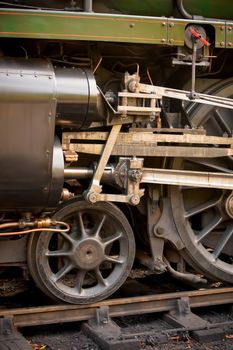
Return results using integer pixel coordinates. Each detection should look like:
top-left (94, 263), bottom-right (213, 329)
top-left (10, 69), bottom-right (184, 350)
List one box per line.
top-left (1, 286), bottom-right (233, 349)
top-left (0, 287), bottom-right (232, 327)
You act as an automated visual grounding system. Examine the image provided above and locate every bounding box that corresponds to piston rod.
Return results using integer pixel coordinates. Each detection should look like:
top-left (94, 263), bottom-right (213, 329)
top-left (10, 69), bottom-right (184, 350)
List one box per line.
top-left (65, 166), bottom-right (233, 190)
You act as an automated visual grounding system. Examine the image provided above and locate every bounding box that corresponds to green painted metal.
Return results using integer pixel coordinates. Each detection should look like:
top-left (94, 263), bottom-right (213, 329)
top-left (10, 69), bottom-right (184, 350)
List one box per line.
top-left (0, 9), bottom-right (167, 44)
top-left (226, 23), bottom-right (233, 48)
top-left (105, 0), bottom-right (233, 20)
top-left (105, 0), bottom-right (172, 17)
top-left (0, 8), bottom-right (228, 48)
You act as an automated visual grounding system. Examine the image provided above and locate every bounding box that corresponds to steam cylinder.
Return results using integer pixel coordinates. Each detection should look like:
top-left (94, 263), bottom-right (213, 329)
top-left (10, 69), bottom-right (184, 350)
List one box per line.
top-left (0, 58), bottom-right (101, 211)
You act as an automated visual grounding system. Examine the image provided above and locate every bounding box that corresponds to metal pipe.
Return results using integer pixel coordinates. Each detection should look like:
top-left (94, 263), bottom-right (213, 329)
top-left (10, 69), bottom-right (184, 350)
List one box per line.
top-left (164, 258), bottom-right (207, 284)
top-left (0, 221), bottom-right (70, 237)
top-left (0, 222), bottom-right (19, 230)
top-left (176, 0), bottom-right (192, 19)
top-left (84, 0), bottom-right (92, 12)
top-left (191, 43), bottom-right (197, 98)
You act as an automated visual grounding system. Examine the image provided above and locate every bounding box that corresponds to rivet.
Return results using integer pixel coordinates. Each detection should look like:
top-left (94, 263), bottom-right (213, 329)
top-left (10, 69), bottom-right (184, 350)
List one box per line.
top-left (169, 39), bottom-right (174, 44)
top-left (228, 26), bottom-right (232, 31)
top-left (156, 227), bottom-right (165, 235)
top-left (169, 22), bottom-right (174, 28)
top-left (228, 42), bottom-right (232, 47)
top-left (161, 38), bottom-right (166, 43)
top-left (220, 41), bottom-right (225, 46)
top-left (220, 26), bottom-right (225, 31)
top-left (129, 23), bottom-right (135, 28)
top-left (161, 22), bottom-right (166, 26)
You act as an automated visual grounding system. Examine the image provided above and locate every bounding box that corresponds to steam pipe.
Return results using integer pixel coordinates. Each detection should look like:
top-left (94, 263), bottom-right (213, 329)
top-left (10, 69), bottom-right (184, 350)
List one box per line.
top-left (176, 0), bottom-right (192, 19)
top-left (164, 258), bottom-right (207, 284)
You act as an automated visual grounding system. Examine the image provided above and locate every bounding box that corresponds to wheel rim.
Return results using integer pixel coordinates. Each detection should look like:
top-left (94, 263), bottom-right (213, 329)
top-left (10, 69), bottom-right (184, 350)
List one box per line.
top-left (28, 200), bottom-right (135, 304)
top-left (170, 78), bottom-right (233, 283)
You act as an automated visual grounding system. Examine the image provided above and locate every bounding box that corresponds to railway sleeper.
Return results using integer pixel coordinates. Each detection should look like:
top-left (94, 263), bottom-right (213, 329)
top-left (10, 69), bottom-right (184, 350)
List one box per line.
top-left (0, 318), bottom-right (32, 350)
top-left (83, 298), bottom-right (232, 349)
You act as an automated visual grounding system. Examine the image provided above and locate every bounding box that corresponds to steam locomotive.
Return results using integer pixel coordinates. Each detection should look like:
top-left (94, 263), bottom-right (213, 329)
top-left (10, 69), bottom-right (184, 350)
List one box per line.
top-left (0, 0), bottom-right (233, 304)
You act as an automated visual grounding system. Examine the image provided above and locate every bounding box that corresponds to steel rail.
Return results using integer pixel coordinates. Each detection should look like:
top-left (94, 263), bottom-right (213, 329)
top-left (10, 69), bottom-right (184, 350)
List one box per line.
top-left (0, 287), bottom-right (232, 328)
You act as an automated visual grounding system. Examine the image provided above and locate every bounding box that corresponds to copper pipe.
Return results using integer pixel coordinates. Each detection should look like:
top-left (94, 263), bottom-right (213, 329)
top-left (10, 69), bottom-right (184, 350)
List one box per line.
top-left (0, 221), bottom-right (70, 237)
top-left (0, 222), bottom-right (20, 230)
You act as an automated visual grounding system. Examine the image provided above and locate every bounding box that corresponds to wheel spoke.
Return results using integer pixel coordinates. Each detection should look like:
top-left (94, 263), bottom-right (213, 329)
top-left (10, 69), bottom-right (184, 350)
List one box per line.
top-left (105, 255), bottom-right (124, 265)
top-left (77, 212), bottom-right (87, 238)
top-left (103, 232), bottom-right (123, 248)
top-left (214, 109), bottom-right (232, 135)
top-left (195, 216), bottom-right (223, 243)
top-left (212, 223), bottom-right (233, 260)
top-left (75, 270), bottom-right (86, 294)
top-left (187, 159), bottom-right (233, 174)
top-left (93, 214), bottom-right (106, 238)
top-left (95, 268), bottom-right (108, 287)
top-left (46, 250), bottom-right (70, 258)
top-left (57, 230), bottom-right (75, 245)
top-left (52, 263), bottom-right (73, 282)
top-left (185, 197), bottom-right (221, 218)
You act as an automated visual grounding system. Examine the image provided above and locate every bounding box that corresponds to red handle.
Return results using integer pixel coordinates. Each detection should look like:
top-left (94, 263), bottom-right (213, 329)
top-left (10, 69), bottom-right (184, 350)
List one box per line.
top-left (188, 27), bottom-right (210, 47)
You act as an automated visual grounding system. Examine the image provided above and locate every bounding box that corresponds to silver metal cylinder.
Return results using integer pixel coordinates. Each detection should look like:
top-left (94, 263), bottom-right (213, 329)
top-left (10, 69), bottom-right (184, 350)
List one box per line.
top-left (64, 166), bottom-right (115, 182)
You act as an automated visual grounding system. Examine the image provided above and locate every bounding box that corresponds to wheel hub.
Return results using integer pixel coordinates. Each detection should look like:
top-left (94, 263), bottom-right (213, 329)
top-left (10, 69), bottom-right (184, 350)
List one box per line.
top-left (73, 238), bottom-right (104, 270)
top-left (225, 193), bottom-right (233, 219)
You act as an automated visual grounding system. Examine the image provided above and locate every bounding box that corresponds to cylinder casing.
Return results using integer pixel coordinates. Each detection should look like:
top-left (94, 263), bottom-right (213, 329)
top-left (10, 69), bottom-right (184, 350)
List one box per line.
top-left (0, 58), bottom-right (100, 211)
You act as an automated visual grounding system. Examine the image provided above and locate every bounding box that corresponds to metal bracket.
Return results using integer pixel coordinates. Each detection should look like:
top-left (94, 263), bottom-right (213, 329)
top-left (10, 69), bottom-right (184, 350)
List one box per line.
top-left (146, 188), bottom-right (167, 273)
top-left (164, 297), bottom-right (208, 329)
top-left (82, 306), bottom-right (139, 350)
top-left (0, 317), bottom-right (32, 350)
top-left (153, 198), bottom-right (184, 250)
top-left (85, 137), bottom-right (145, 205)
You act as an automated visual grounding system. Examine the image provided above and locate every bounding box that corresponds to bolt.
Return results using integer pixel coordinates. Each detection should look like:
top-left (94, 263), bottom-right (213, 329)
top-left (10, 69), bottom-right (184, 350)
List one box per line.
top-left (169, 39), bottom-right (174, 44)
top-left (228, 42), bottom-right (232, 47)
top-left (130, 194), bottom-right (140, 206)
top-left (169, 22), bottom-right (174, 28)
top-left (129, 23), bottom-right (135, 28)
top-left (161, 22), bottom-right (166, 26)
top-left (156, 227), bottom-right (165, 235)
top-left (220, 26), bottom-right (225, 31)
top-left (161, 38), bottom-right (166, 43)
top-left (228, 26), bottom-right (232, 31)
top-left (220, 41), bottom-right (225, 46)
top-left (87, 192), bottom-right (98, 203)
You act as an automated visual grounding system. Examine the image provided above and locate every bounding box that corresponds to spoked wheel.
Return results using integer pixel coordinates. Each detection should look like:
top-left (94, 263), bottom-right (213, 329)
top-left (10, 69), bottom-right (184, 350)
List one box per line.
top-left (27, 199), bottom-right (135, 304)
top-left (170, 78), bottom-right (233, 283)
